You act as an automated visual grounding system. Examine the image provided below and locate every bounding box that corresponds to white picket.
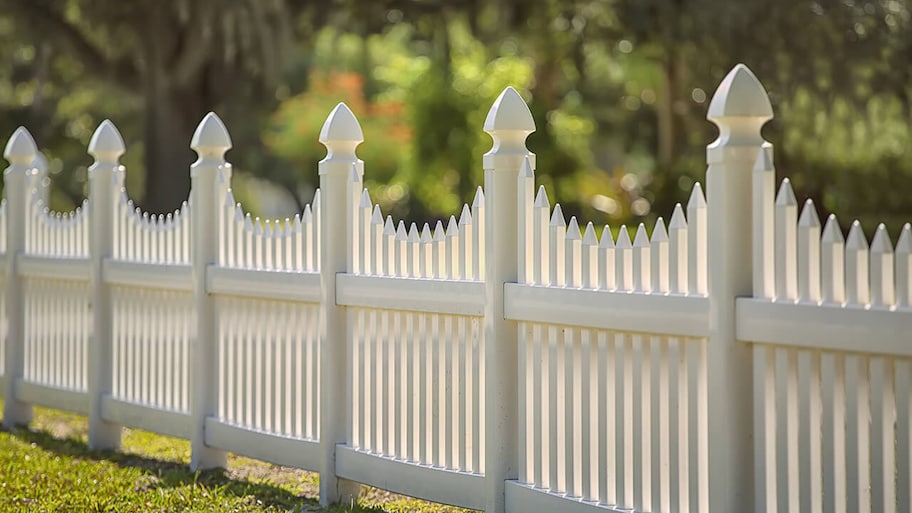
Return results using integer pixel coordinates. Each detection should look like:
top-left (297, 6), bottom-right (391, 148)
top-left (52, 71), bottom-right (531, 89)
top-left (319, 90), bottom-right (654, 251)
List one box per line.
top-left (870, 224), bottom-right (894, 307)
top-left (798, 200), bottom-right (822, 303)
top-left (669, 204), bottom-right (688, 295)
top-left (616, 226), bottom-right (633, 291)
top-left (687, 183), bottom-right (707, 296)
top-left (775, 179), bottom-right (798, 301)
top-left (821, 214), bottom-right (846, 304)
top-left (846, 221), bottom-right (870, 305)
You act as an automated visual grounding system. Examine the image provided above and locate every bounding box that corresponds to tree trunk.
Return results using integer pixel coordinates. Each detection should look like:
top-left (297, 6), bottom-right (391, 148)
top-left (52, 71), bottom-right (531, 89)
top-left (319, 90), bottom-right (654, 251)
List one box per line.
top-left (656, 58), bottom-right (675, 168)
top-left (141, 74), bottom-right (208, 214)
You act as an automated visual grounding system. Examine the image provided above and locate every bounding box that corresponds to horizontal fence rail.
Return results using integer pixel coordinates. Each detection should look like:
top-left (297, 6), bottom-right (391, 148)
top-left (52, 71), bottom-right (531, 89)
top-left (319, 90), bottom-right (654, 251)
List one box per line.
top-left (1, 64), bottom-right (910, 513)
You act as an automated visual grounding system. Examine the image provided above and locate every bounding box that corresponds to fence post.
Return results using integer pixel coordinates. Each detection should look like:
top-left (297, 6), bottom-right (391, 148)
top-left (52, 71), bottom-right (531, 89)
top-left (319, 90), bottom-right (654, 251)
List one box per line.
top-left (87, 120), bottom-right (125, 449)
top-left (2, 127), bottom-right (36, 428)
top-left (482, 87), bottom-right (535, 513)
top-left (704, 64), bottom-right (772, 511)
top-left (189, 112), bottom-right (230, 470)
top-left (317, 103), bottom-right (363, 506)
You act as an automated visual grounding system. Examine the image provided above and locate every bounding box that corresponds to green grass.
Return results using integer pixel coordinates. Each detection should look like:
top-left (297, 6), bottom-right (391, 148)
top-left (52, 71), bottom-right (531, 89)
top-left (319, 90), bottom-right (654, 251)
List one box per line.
top-left (0, 399), bottom-right (474, 513)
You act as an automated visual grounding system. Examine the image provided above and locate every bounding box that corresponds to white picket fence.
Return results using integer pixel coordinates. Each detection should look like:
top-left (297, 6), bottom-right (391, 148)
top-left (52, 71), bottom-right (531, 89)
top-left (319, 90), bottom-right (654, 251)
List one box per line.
top-left (1, 64), bottom-right (910, 513)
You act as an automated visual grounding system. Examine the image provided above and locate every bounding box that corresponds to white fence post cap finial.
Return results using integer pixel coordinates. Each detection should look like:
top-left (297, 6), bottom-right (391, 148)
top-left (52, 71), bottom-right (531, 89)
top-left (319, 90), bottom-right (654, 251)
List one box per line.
top-left (4, 127), bottom-right (38, 166)
top-left (88, 120), bottom-right (126, 162)
top-left (319, 103), bottom-right (364, 144)
top-left (707, 64), bottom-right (772, 162)
top-left (319, 103), bottom-right (364, 169)
top-left (484, 87), bottom-right (535, 133)
top-left (707, 64), bottom-right (773, 121)
top-left (191, 112), bottom-right (232, 158)
top-left (483, 87), bottom-right (535, 170)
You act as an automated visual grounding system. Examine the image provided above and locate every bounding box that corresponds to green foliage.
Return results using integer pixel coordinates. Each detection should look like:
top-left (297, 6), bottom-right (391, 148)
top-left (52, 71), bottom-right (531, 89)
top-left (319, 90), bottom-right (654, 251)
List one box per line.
top-left (372, 24), bottom-right (537, 219)
top-left (265, 70), bottom-right (412, 216)
top-left (3, 0), bottom-right (912, 232)
top-left (0, 9), bottom-right (142, 211)
top-left (267, 22), bottom-right (612, 224)
top-left (773, 89), bottom-right (912, 233)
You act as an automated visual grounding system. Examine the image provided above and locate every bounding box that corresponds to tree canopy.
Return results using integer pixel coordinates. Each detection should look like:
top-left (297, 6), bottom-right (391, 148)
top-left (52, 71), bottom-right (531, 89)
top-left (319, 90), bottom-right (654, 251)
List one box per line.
top-left (2, 0), bottom-right (910, 234)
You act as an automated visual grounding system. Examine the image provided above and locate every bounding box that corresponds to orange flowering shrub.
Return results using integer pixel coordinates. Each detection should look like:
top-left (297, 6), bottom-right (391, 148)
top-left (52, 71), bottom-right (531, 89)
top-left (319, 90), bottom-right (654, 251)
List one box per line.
top-left (265, 72), bottom-right (411, 185)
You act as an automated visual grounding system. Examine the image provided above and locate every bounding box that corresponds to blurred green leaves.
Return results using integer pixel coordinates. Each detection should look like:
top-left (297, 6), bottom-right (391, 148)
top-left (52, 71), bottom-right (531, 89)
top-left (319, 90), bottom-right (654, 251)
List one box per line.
top-left (2, 0), bottom-right (912, 235)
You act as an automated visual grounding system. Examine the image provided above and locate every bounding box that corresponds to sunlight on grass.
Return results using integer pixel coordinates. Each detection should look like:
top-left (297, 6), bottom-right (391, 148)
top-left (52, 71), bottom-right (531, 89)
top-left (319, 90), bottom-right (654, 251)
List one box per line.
top-left (0, 400), bottom-right (476, 512)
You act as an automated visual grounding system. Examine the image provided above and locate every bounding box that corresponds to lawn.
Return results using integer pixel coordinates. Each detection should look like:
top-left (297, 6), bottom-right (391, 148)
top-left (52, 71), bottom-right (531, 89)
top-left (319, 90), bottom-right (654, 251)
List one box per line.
top-left (0, 399), bottom-right (473, 513)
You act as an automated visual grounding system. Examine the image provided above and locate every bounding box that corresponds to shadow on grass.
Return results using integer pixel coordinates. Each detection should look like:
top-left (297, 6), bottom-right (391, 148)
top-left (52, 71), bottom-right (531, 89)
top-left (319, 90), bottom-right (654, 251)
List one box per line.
top-left (4, 424), bottom-right (330, 511)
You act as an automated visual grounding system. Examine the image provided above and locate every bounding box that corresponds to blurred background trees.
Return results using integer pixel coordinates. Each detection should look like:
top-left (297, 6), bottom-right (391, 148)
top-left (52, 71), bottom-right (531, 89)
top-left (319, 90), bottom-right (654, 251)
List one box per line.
top-left (1, 0), bottom-right (910, 233)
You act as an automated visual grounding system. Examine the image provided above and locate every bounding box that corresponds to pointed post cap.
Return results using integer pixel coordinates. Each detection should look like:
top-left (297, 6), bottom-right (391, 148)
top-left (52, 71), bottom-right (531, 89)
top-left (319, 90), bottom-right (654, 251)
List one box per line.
top-left (302, 204), bottom-right (314, 223)
top-left (616, 225), bottom-right (632, 249)
top-left (775, 178), bottom-right (797, 207)
top-left (446, 215), bottom-right (459, 236)
top-left (89, 119), bottom-right (126, 163)
top-left (708, 64), bottom-right (773, 121)
top-left (359, 188), bottom-right (373, 209)
top-left (4, 127), bottom-right (38, 167)
top-left (484, 87), bottom-right (536, 169)
top-left (652, 218), bottom-right (669, 243)
top-left (583, 222), bottom-right (598, 246)
top-left (434, 220), bottom-right (446, 241)
top-left (846, 220), bottom-right (868, 250)
top-left (687, 182), bottom-right (707, 210)
top-left (349, 162), bottom-right (361, 183)
top-left (822, 214), bottom-right (844, 244)
top-left (319, 103), bottom-right (363, 168)
top-left (871, 224), bottom-right (893, 254)
top-left (550, 204), bottom-right (566, 227)
top-left (798, 199), bottom-right (820, 227)
top-left (370, 205), bottom-right (383, 225)
top-left (753, 144), bottom-right (774, 172)
top-left (472, 186), bottom-right (485, 208)
top-left (484, 87), bottom-right (535, 133)
top-left (566, 217), bottom-right (581, 239)
top-left (707, 65), bottom-right (772, 159)
top-left (519, 155), bottom-right (535, 178)
top-left (599, 225), bottom-right (615, 249)
top-left (459, 204), bottom-right (473, 226)
top-left (633, 223), bottom-right (650, 247)
top-left (383, 216), bottom-right (396, 236)
top-left (319, 103), bottom-right (364, 144)
top-left (896, 223), bottom-right (912, 253)
top-left (670, 203), bottom-right (687, 230)
top-left (191, 112), bottom-right (232, 158)
top-left (534, 185), bottom-right (550, 209)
